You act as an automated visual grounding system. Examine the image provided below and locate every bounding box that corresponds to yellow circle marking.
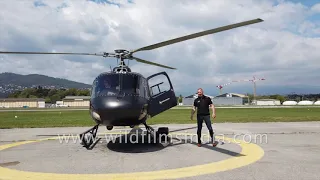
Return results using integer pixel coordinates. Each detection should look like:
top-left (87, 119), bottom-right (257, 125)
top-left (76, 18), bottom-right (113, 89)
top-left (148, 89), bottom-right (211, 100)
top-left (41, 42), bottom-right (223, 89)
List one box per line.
top-left (0, 132), bottom-right (264, 180)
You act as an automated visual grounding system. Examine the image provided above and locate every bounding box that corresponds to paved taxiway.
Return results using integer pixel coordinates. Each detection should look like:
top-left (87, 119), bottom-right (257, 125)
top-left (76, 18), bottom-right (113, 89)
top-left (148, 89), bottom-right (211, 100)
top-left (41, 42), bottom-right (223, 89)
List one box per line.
top-left (1, 122), bottom-right (320, 180)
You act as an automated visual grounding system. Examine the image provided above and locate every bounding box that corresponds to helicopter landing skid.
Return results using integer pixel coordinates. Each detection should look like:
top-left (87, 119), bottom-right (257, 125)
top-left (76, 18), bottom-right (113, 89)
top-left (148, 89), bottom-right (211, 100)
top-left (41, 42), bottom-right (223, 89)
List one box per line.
top-left (79, 124), bottom-right (99, 150)
top-left (143, 122), bottom-right (169, 143)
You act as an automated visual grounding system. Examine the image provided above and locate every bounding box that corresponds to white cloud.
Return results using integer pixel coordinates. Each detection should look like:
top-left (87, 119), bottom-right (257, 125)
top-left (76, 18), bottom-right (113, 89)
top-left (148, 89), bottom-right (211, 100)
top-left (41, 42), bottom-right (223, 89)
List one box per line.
top-left (311, 3), bottom-right (320, 13)
top-left (0, 0), bottom-right (319, 95)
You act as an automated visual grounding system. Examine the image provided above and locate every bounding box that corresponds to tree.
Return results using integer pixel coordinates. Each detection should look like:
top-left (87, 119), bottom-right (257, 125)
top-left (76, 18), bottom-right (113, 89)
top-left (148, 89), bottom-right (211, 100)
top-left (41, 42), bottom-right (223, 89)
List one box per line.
top-left (276, 95), bottom-right (286, 103)
top-left (8, 91), bottom-right (21, 98)
top-left (50, 94), bottom-right (61, 103)
top-left (7, 87), bottom-right (91, 103)
top-left (48, 89), bottom-right (58, 97)
top-left (178, 94), bottom-right (183, 103)
top-left (246, 93), bottom-right (254, 102)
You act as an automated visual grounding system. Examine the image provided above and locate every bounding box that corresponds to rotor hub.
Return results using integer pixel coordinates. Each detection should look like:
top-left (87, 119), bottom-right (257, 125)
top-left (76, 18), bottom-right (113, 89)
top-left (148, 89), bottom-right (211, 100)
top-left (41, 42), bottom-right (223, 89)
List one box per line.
top-left (112, 49), bottom-right (131, 60)
top-left (114, 49), bottom-right (129, 54)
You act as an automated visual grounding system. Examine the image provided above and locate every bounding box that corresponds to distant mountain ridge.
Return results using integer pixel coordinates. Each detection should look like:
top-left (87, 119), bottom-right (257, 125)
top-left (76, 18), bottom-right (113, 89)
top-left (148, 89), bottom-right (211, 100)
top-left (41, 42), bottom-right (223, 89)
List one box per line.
top-left (0, 72), bottom-right (91, 88)
top-left (0, 72), bottom-right (91, 97)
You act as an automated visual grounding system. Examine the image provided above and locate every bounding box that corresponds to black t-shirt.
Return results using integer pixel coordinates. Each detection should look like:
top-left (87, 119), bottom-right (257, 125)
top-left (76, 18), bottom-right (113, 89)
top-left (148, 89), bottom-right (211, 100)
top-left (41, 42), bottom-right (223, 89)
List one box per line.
top-left (193, 95), bottom-right (212, 115)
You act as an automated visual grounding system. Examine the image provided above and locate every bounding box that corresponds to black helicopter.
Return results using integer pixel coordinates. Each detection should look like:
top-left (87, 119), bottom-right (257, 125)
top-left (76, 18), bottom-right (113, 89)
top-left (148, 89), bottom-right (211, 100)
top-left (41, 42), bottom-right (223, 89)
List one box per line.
top-left (0, 18), bottom-right (263, 149)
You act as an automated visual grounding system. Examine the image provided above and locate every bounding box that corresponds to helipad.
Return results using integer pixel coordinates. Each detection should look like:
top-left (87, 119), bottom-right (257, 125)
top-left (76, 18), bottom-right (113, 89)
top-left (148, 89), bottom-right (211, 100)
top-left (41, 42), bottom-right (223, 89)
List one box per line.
top-left (0, 127), bottom-right (264, 180)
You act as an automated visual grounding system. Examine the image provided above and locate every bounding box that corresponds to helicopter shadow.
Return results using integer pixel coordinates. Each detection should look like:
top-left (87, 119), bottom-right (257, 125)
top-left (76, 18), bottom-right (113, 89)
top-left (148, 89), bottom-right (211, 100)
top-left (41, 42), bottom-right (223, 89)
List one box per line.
top-left (105, 128), bottom-right (170, 153)
top-left (103, 128), bottom-right (244, 157)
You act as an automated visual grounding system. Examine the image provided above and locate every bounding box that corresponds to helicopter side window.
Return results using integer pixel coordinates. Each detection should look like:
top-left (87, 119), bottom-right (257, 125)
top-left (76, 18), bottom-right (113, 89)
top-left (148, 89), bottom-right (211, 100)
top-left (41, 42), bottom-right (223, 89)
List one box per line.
top-left (91, 79), bottom-right (98, 98)
top-left (147, 74), bottom-right (171, 97)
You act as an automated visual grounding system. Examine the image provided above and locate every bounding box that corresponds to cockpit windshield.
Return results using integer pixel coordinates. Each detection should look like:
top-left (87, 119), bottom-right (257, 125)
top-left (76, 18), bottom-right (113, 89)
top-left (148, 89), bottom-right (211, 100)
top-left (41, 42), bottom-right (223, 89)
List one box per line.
top-left (91, 73), bottom-right (147, 97)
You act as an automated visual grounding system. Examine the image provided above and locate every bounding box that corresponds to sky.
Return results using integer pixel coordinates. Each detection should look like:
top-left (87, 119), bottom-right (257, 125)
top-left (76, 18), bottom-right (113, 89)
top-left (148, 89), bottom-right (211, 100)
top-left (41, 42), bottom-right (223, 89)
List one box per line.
top-left (0, 0), bottom-right (319, 96)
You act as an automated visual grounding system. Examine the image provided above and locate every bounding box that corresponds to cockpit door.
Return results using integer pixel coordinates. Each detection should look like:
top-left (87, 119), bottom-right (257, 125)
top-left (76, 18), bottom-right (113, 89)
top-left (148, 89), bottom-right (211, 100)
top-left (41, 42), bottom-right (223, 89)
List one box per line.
top-left (147, 72), bottom-right (177, 117)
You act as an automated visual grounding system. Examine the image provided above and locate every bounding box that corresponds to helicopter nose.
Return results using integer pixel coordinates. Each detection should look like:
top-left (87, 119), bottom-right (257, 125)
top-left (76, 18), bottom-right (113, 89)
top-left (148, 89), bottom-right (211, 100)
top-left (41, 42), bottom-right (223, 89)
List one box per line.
top-left (104, 99), bottom-right (128, 108)
top-left (91, 96), bottom-right (143, 125)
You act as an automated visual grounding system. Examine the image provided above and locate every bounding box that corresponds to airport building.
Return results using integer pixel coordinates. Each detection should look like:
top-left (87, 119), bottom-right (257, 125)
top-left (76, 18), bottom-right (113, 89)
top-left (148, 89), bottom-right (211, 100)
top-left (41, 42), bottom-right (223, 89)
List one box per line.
top-left (61, 96), bottom-right (91, 107)
top-left (213, 93), bottom-right (249, 106)
top-left (256, 99), bottom-right (281, 106)
top-left (182, 93), bottom-right (214, 106)
top-left (0, 98), bottom-right (45, 108)
top-left (182, 93), bottom-right (248, 106)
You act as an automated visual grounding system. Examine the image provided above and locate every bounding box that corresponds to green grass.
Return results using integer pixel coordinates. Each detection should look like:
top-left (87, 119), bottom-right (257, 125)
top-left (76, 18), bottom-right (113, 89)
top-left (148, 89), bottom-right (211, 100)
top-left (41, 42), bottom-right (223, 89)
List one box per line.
top-left (0, 107), bottom-right (320, 128)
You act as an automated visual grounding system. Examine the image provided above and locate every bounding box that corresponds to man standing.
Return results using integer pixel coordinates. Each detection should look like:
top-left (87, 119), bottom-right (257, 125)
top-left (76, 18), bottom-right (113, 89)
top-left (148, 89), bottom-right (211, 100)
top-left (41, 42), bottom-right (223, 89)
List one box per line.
top-left (191, 88), bottom-right (218, 147)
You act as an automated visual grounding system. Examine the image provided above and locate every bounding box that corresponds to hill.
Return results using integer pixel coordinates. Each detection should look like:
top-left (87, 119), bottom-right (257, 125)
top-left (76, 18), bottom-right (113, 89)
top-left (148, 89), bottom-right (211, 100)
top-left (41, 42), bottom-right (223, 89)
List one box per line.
top-left (0, 72), bottom-right (91, 97)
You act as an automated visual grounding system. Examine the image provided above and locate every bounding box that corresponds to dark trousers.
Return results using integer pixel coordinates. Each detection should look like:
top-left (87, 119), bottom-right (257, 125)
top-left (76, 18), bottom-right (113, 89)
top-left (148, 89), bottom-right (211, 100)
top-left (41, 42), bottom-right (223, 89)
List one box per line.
top-left (197, 114), bottom-right (214, 144)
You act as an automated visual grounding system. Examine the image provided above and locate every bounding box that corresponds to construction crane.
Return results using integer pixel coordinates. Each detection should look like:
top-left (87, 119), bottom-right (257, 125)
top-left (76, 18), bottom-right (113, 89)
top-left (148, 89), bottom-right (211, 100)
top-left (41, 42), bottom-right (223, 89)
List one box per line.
top-left (216, 82), bottom-right (232, 95)
top-left (216, 80), bottom-right (243, 95)
top-left (238, 76), bottom-right (266, 102)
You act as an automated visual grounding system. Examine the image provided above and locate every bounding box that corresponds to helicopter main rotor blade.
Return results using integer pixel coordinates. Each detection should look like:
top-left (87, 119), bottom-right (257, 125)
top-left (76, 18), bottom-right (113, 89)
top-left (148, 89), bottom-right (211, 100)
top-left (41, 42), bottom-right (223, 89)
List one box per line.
top-left (130, 18), bottom-right (263, 53)
top-left (0, 51), bottom-right (105, 56)
top-left (130, 56), bottom-right (176, 70)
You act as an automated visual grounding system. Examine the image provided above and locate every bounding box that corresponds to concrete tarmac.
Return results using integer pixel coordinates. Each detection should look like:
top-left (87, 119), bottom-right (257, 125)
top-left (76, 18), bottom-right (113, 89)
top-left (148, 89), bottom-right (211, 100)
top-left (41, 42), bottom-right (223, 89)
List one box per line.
top-left (0, 122), bottom-right (320, 179)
